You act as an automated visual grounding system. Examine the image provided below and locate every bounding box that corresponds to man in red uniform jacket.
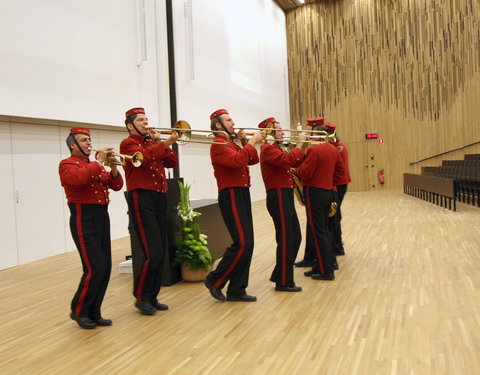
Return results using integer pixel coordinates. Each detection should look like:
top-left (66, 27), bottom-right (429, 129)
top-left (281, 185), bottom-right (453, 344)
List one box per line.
top-left (120, 107), bottom-right (179, 315)
top-left (59, 127), bottom-right (123, 329)
top-left (297, 124), bottom-right (345, 280)
top-left (294, 117), bottom-right (324, 268)
top-left (204, 109), bottom-right (264, 302)
top-left (259, 117), bottom-right (306, 292)
top-left (326, 122), bottom-right (351, 256)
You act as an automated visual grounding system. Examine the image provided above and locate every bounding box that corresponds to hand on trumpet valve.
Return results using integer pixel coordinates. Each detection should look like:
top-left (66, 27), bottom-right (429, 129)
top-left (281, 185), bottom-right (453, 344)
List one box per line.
top-left (95, 147), bottom-right (115, 164)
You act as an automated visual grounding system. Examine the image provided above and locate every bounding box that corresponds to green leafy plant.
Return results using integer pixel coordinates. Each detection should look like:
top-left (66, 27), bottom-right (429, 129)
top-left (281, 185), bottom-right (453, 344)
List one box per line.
top-left (175, 181), bottom-right (214, 271)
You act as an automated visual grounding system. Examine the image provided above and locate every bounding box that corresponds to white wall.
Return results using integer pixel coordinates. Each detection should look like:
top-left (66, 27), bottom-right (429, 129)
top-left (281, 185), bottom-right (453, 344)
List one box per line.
top-left (0, 122), bottom-right (18, 269)
top-left (173, 0), bottom-right (290, 201)
top-left (0, 120), bottom-right (133, 270)
top-left (0, 0), bottom-right (170, 127)
top-left (0, 0), bottom-right (289, 267)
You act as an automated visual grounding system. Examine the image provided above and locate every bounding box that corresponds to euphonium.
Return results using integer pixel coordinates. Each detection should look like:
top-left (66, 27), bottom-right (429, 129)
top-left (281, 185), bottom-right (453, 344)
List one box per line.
top-left (290, 168), bottom-right (337, 217)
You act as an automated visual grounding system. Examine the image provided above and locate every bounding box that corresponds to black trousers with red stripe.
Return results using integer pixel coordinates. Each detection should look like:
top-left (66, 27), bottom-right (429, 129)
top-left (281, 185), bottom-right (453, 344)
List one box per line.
top-left (267, 188), bottom-right (301, 287)
top-left (304, 187), bottom-right (335, 275)
top-left (330, 184), bottom-right (348, 255)
top-left (206, 187), bottom-right (254, 297)
top-left (127, 190), bottom-right (167, 302)
top-left (69, 203), bottom-right (111, 319)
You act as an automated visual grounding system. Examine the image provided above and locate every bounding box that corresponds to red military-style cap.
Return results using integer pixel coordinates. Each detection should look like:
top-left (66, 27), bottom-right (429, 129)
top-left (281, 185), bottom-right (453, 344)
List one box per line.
top-left (325, 122), bottom-right (336, 131)
top-left (69, 127), bottom-right (90, 136)
top-left (306, 117), bottom-right (325, 126)
top-left (307, 117), bottom-right (325, 126)
top-left (258, 117), bottom-right (277, 129)
top-left (125, 107), bottom-right (145, 119)
top-left (306, 117), bottom-right (316, 126)
top-left (210, 109), bottom-right (229, 121)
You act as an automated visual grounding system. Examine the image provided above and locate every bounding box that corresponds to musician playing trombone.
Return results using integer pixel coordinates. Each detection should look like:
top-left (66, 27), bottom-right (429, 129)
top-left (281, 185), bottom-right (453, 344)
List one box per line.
top-left (120, 107), bottom-right (179, 315)
top-left (59, 127), bottom-right (124, 329)
top-left (258, 117), bottom-right (307, 292)
top-left (204, 109), bottom-right (264, 303)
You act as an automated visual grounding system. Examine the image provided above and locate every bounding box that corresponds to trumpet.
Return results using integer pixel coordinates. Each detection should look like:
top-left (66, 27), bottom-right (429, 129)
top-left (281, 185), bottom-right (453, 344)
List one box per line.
top-left (91, 149), bottom-right (143, 167)
top-left (146, 120), bottom-right (229, 145)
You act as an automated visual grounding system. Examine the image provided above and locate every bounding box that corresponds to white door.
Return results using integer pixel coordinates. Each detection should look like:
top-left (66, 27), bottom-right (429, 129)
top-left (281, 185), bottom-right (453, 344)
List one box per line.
top-left (11, 123), bottom-right (67, 264)
top-left (0, 121), bottom-right (19, 269)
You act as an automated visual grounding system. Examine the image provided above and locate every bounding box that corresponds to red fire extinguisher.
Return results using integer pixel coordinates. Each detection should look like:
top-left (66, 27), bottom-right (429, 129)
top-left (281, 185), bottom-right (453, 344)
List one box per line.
top-left (377, 169), bottom-right (385, 184)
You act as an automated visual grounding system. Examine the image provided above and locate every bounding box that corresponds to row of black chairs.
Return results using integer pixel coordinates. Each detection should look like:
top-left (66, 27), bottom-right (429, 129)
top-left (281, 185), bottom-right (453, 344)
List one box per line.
top-left (465, 154), bottom-right (480, 160)
top-left (421, 154), bottom-right (480, 207)
top-left (442, 159), bottom-right (480, 167)
top-left (404, 173), bottom-right (457, 211)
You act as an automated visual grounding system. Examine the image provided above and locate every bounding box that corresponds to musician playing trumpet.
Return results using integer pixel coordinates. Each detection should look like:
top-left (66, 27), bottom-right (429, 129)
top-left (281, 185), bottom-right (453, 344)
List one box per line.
top-left (258, 117), bottom-right (307, 292)
top-left (59, 127), bottom-right (124, 329)
top-left (120, 107), bottom-right (179, 315)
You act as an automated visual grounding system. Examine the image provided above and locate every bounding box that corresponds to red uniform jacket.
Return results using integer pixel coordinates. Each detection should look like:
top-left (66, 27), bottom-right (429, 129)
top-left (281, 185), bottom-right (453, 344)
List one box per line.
top-left (260, 143), bottom-right (304, 191)
top-left (337, 141), bottom-right (351, 185)
top-left (210, 134), bottom-right (259, 191)
top-left (59, 156), bottom-right (124, 204)
top-left (120, 134), bottom-right (178, 192)
top-left (297, 143), bottom-right (345, 190)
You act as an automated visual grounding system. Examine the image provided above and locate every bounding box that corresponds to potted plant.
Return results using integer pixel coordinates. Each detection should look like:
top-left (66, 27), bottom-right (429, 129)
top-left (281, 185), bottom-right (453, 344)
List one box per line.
top-left (175, 181), bottom-right (214, 282)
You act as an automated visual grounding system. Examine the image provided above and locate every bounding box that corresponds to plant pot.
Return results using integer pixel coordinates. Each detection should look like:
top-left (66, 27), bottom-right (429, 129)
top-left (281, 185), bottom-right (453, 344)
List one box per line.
top-left (181, 264), bottom-right (209, 282)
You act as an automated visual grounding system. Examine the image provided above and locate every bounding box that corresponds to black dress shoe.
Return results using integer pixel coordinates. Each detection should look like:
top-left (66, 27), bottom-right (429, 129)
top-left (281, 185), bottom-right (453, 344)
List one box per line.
top-left (93, 318), bottom-right (113, 326)
top-left (226, 294), bottom-right (257, 302)
top-left (70, 313), bottom-right (96, 329)
top-left (204, 279), bottom-right (226, 302)
top-left (311, 273), bottom-right (335, 280)
top-left (134, 300), bottom-right (157, 315)
top-left (294, 259), bottom-right (314, 267)
top-left (275, 285), bottom-right (302, 292)
top-left (335, 248), bottom-right (345, 256)
top-left (151, 300), bottom-right (169, 311)
top-left (304, 269), bottom-right (315, 277)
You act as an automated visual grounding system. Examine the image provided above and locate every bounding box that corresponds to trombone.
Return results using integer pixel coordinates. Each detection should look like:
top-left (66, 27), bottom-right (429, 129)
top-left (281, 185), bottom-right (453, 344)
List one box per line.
top-left (92, 149), bottom-right (143, 167)
top-left (284, 129), bottom-right (333, 145)
top-left (146, 120), bottom-right (229, 145)
top-left (239, 127), bottom-right (333, 145)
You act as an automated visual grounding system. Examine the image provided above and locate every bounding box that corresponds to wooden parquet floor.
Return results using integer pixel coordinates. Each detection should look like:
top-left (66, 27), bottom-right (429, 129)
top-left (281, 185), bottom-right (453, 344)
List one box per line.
top-left (1, 190), bottom-right (480, 375)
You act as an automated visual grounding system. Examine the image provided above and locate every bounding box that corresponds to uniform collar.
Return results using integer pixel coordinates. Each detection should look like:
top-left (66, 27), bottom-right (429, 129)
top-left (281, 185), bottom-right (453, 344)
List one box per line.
top-left (130, 133), bottom-right (146, 142)
top-left (71, 155), bottom-right (90, 163)
top-left (214, 133), bottom-right (234, 143)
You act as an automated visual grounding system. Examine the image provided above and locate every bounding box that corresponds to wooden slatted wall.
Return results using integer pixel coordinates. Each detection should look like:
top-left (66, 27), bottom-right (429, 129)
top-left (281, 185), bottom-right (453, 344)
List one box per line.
top-left (284, 0), bottom-right (480, 190)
